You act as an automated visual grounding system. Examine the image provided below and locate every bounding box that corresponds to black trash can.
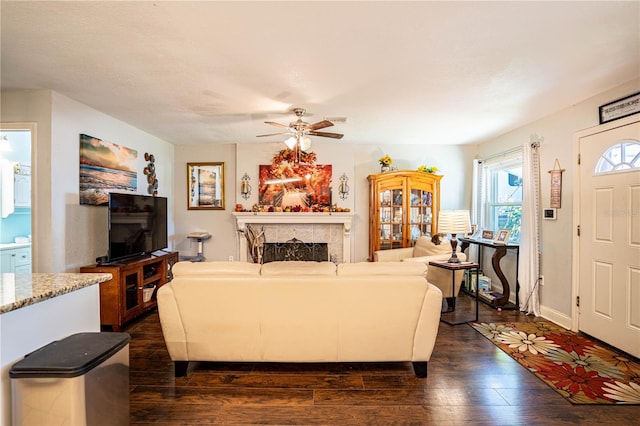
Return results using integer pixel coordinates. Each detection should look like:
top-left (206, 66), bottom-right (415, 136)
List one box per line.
top-left (9, 332), bottom-right (130, 426)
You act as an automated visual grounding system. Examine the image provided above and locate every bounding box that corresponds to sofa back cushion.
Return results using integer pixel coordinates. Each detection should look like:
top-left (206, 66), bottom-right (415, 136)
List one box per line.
top-left (260, 261), bottom-right (337, 276)
top-left (173, 261), bottom-right (261, 277)
top-left (412, 236), bottom-right (454, 257)
top-left (337, 261), bottom-right (427, 277)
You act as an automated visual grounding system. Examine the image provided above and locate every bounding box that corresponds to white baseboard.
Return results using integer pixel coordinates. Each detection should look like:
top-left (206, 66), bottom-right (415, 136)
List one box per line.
top-left (539, 304), bottom-right (573, 330)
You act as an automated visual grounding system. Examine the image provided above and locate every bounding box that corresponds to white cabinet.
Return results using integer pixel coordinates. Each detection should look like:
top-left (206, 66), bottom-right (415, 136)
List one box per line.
top-left (1, 162), bottom-right (30, 216)
top-left (14, 167), bottom-right (31, 208)
top-left (1, 246), bottom-right (31, 273)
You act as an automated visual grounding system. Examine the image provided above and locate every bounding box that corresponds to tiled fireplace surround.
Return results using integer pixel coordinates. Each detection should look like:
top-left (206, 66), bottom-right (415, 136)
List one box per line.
top-left (233, 212), bottom-right (354, 263)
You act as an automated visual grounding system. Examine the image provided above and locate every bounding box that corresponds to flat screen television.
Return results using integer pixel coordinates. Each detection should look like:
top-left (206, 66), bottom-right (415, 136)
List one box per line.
top-left (107, 192), bottom-right (168, 263)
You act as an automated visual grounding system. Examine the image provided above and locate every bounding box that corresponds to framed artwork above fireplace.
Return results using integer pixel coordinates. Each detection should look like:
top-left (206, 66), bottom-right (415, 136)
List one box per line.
top-left (257, 149), bottom-right (332, 211)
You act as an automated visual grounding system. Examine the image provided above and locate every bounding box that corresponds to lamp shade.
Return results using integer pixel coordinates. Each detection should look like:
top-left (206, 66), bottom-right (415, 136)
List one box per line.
top-left (284, 136), bottom-right (297, 149)
top-left (299, 136), bottom-right (312, 151)
top-left (438, 210), bottom-right (471, 235)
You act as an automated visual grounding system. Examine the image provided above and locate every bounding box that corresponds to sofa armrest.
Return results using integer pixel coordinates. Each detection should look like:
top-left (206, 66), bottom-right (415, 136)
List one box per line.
top-left (413, 283), bottom-right (443, 361)
top-left (157, 283), bottom-right (188, 360)
top-left (374, 247), bottom-right (414, 262)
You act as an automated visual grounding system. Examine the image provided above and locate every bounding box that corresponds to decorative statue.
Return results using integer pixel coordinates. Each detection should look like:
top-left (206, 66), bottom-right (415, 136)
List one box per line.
top-left (244, 224), bottom-right (265, 264)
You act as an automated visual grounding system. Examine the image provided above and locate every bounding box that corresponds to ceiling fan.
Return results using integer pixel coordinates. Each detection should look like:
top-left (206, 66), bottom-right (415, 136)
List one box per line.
top-left (257, 107), bottom-right (344, 151)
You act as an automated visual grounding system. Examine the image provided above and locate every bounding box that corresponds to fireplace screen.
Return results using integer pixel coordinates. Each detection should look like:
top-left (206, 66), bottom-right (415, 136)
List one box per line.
top-left (262, 238), bottom-right (329, 263)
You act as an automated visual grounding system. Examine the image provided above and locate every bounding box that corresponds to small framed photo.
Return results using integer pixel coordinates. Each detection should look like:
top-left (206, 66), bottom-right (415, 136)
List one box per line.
top-left (599, 91), bottom-right (640, 124)
top-left (481, 230), bottom-right (494, 240)
top-left (467, 224), bottom-right (477, 237)
top-left (494, 229), bottom-right (511, 244)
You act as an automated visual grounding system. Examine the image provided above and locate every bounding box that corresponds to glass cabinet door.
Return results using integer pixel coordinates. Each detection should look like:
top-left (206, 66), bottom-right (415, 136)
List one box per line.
top-left (379, 188), bottom-right (403, 250)
top-left (124, 269), bottom-right (141, 315)
top-left (408, 188), bottom-right (433, 246)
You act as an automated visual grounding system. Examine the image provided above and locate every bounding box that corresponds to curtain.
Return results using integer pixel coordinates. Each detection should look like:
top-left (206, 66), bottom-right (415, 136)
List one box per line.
top-left (518, 139), bottom-right (541, 315)
top-left (471, 159), bottom-right (484, 228)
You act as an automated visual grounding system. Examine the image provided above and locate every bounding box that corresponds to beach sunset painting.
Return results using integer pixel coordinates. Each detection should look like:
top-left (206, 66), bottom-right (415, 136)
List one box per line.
top-left (79, 134), bottom-right (138, 205)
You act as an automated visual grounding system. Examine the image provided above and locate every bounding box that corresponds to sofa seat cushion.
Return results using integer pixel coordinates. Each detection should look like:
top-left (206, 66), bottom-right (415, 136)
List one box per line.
top-left (173, 261), bottom-right (261, 277)
top-left (260, 261), bottom-right (337, 276)
top-left (337, 261), bottom-right (427, 277)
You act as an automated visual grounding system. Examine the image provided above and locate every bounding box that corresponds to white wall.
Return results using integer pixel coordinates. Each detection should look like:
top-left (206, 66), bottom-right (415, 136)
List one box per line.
top-left (173, 143), bottom-right (237, 261)
top-left (1, 90), bottom-right (175, 272)
top-left (477, 78), bottom-right (640, 323)
top-left (174, 140), bottom-right (474, 263)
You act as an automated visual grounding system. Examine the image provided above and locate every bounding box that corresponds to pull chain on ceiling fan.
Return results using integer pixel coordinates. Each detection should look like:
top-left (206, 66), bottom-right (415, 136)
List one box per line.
top-left (257, 107), bottom-right (344, 151)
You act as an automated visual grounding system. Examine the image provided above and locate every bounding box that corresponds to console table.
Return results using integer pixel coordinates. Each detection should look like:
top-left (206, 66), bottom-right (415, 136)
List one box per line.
top-left (460, 238), bottom-right (519, 310)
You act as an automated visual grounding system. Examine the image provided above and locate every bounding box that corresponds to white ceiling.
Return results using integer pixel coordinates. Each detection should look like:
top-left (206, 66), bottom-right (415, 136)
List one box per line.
top-left (1, 1), bottom-right (638, 146)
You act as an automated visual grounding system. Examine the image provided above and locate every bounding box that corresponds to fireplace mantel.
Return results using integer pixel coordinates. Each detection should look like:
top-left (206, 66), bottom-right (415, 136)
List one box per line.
top-left (233, 212), bottom-right (354, 263)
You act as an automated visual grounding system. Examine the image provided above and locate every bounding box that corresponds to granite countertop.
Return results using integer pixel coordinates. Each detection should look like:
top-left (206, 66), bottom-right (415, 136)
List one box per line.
top-left (0, 273), bottom-right (112, 314)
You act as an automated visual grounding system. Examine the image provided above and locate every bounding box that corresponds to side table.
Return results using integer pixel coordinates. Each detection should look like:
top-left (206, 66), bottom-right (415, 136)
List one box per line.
top-left (429, 261), bottom-right (480, 326)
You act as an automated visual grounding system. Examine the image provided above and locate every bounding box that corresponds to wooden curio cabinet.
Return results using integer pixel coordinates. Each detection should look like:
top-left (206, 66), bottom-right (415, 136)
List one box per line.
top-left (368, 170), bottom-right (442, 260)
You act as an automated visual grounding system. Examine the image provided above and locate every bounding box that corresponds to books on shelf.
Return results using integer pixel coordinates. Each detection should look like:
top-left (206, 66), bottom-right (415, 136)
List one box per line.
top-left (466, 271), bottom-right (491, 292)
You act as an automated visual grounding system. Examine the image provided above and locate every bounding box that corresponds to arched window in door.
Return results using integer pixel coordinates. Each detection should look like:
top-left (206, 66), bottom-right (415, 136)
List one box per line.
top-left (595, 140), bottom-right (640, 174)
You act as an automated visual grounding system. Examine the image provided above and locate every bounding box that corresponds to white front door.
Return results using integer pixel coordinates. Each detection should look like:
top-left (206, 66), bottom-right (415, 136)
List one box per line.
top-left (577, 118), bottom-right (640, 358)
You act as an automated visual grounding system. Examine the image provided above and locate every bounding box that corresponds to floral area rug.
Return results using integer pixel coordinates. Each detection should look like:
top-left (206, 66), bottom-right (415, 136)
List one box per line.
top-left (471, 321), bottom-right (640, 404)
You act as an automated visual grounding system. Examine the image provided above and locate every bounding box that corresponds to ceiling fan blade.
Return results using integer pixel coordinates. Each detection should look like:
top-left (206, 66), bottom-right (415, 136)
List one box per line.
top-left (264, 121), bottom-right (289, 129)
top-left (307, 131), bottom-right (344, 139)
top-left (257, 132), bottom-right (289, 137)
top-left (306, 120), bottom-right (334, 131)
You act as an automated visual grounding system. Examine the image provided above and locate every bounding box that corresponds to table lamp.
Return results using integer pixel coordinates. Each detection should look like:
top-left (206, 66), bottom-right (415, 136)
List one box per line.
top-left (438, 210), bottom-right (471, 263)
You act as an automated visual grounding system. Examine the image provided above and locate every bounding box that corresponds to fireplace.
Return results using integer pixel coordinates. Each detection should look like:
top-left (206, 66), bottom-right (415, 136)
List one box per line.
top-left (233, 212), bottom-right (354, 263)
top-left (263, 239), bottom-right (329, 263)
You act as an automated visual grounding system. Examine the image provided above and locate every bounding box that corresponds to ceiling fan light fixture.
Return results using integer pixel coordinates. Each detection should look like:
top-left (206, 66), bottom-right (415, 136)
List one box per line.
top-left (284, 136), bottom-right (297, 149)
top-left (299, 136), bottom-right (312, 151)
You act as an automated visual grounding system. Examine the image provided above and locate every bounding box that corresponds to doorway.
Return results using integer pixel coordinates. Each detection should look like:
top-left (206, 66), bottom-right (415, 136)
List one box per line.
top-left (573, 115), bottom-right (640, 358)
top-left (0, 123), bottom-right (35, 273)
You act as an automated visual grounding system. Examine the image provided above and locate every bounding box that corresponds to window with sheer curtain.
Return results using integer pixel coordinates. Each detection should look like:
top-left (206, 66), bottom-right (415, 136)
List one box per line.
top-left (472, 150), bottom-right (523, 243)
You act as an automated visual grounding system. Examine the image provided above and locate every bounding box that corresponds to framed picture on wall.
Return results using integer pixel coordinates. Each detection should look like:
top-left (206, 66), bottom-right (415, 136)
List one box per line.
top-left (187, 162), bottom-right (225, 210)
top-left (599, 91), bottom-right (640, 124)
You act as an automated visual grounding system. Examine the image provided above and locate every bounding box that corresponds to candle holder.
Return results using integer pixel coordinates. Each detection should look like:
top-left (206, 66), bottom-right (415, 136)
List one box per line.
top-left (240, 173), bottom-right (252, 199)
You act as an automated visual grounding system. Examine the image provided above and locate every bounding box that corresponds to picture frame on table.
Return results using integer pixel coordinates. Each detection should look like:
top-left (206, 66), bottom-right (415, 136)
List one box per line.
top-left (187, 162), bottom-right (225, 210)
top-left (599, 91), bottom-right (640, 124)
top-left (481, 230), bottom-right (494, 240)
top-left (494, 229), bottom-right (511, 244)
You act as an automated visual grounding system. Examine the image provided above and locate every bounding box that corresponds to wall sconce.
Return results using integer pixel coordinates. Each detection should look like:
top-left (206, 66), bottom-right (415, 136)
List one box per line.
top-left (338, 173), bottom-right (350, 200)
top-left (240, 173), bottom-right (252, 199)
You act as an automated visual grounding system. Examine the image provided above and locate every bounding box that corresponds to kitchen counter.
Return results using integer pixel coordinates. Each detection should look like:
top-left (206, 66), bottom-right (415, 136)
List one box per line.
top-left (0, 272), bottom-right (111, 314)
top-left (1, 272), bottom-right (112, 424)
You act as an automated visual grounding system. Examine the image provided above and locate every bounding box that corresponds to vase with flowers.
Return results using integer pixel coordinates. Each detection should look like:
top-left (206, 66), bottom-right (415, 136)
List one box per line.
top-left (417, 165), bottom-right (438, 174)
top-left (379, 154), bottom-right (392, 172)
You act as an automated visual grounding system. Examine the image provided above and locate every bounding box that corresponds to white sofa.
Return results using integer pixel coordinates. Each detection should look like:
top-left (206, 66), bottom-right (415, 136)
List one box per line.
top-left (373, 236), bottom-right (467, 308)
top-left (157, 260), bottom-right (443, 378)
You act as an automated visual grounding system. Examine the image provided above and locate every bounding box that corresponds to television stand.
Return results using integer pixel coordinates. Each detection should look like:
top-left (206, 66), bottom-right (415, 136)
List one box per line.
top-left (80, 251), bottom-right (179, 331)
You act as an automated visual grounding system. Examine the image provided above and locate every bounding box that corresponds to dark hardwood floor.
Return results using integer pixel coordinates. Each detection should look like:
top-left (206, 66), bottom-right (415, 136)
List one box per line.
top-left (126, 293), bottom-right (640, 425)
